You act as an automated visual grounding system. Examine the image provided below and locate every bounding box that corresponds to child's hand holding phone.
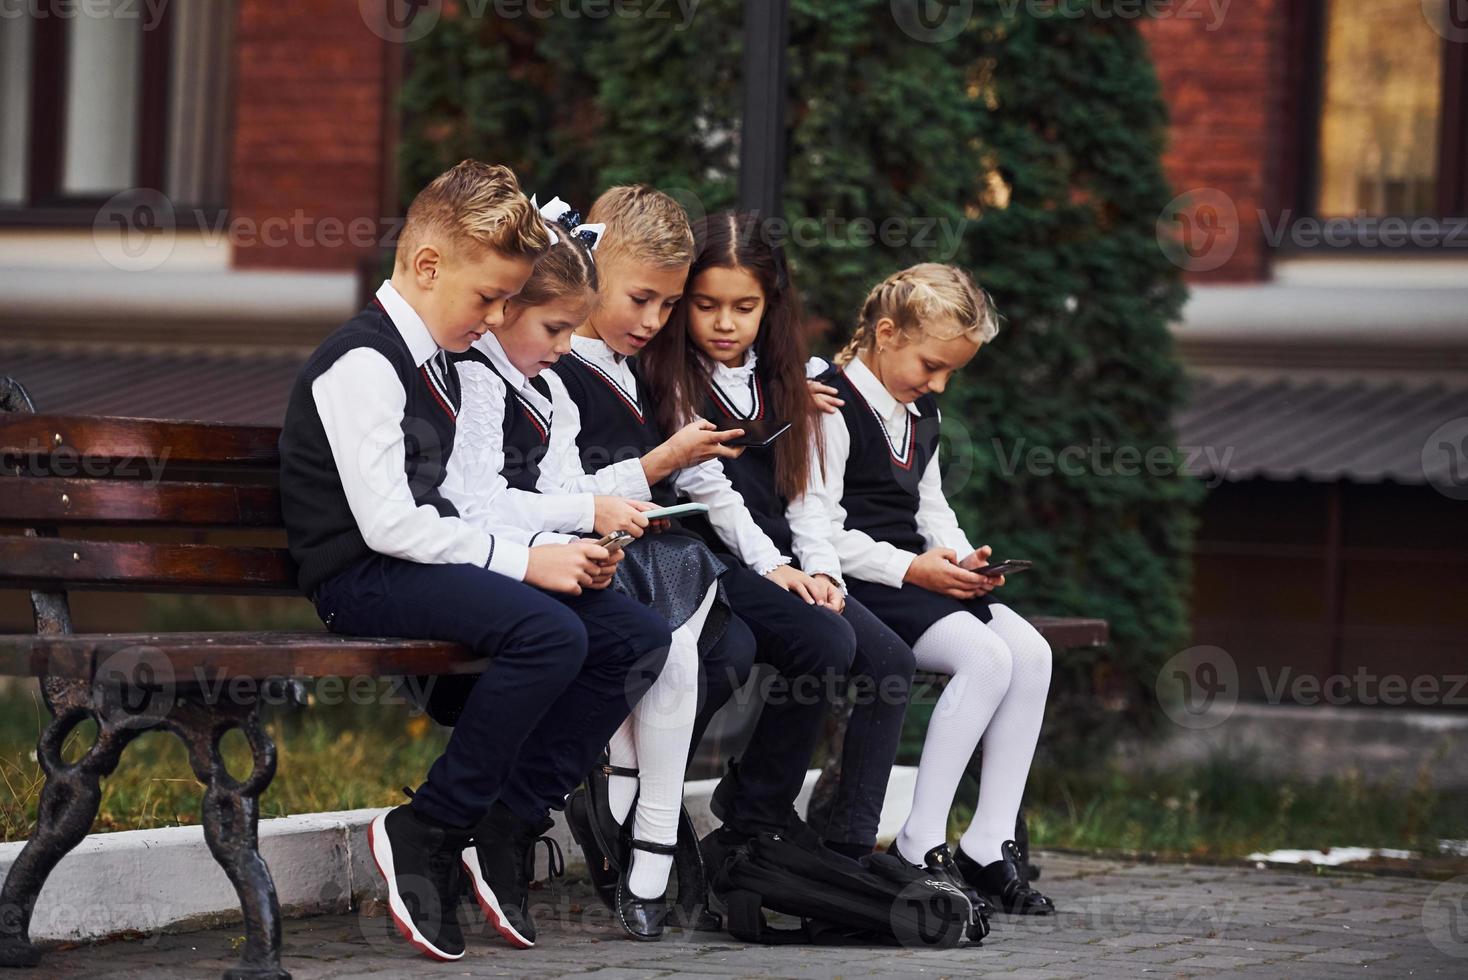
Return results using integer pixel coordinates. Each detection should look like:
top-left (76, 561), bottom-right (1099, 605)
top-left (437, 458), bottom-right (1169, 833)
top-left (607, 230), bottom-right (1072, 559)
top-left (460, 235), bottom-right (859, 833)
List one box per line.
top-left (592, 496), bottom-right (656, 538)
top-left (906, 548), bottom-right (1000, 599)
top-left (959, 545), bottom-right (1003, 589)
top-left (643, 419), bottom-right (745, 483)
top-left (525, 540), bottom-right (615, 595)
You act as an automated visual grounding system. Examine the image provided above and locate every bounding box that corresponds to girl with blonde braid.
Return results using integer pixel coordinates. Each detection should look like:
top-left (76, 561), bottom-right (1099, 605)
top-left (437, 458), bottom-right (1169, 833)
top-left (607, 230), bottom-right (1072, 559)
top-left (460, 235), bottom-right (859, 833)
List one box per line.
top-left (818, 264), bottom-right (1056, 915)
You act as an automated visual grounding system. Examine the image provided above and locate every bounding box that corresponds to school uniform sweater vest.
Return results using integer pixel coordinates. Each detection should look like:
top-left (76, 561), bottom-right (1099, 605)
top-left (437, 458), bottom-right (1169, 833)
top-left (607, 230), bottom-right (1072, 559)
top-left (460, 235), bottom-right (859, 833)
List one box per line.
top-left (691, 374), bottom-right (794, 559)
top-left (279, 304), bottom-right (461, 596)
top-left (551, 353), bottom-right (678, 507)
top-left (825, 366), bottom-right (941, 557)
top-left (452, 348), bottom-right (551, 492)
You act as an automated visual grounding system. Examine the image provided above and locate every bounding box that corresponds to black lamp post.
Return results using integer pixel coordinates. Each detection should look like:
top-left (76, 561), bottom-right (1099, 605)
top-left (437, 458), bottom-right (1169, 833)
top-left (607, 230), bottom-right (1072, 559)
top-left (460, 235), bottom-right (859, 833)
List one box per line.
top-left (737, 0), bottom-right (790, 220)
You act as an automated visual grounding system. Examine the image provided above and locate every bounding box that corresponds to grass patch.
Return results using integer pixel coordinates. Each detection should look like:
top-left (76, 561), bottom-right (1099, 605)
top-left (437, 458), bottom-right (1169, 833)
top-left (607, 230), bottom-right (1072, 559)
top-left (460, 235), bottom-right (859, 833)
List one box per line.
top-left (6, 672), bottom-right (1466, 865)
top-left (1, 681), bottom-right (447, 843)
top-left (948, 750), bottom-right (1468, 864)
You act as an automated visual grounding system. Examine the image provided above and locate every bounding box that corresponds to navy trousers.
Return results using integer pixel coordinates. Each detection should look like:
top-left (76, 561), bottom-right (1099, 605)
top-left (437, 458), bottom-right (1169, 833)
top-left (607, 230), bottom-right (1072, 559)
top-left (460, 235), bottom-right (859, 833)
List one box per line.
top-left (691, 565), bottom-right (858, 836)
top-left (822, 597), bottom-right (916, 849)
top-left (312, 554), bottom-right (671, 828)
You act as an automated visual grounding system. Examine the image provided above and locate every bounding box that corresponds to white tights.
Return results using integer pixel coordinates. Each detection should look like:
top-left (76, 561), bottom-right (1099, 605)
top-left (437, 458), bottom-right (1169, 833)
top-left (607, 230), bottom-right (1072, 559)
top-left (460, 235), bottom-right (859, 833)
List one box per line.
top-left (894, 603), bottom-right (1052, 866)
top-left (606, 581), bottom-right (719, 898)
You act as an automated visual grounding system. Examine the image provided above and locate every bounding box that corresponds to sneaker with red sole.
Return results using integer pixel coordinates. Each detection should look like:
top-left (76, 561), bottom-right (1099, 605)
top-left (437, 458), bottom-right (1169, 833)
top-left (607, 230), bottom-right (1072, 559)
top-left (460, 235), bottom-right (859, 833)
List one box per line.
top-left (367, 804), bottom-right (470, 961)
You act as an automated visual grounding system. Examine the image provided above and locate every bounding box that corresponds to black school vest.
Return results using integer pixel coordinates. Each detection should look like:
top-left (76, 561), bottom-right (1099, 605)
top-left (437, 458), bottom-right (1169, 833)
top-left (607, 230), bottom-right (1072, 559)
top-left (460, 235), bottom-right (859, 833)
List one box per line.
top-left (551, 350), bottom-right (678, 507)
top-left (690, 369), bottom-right (794, 558)
top-left (279, 301), bottom-right (461, 595)
top-left (452, 348), bottom-right (552, 492)
top-left (826, 366), bottom-right (941, 556)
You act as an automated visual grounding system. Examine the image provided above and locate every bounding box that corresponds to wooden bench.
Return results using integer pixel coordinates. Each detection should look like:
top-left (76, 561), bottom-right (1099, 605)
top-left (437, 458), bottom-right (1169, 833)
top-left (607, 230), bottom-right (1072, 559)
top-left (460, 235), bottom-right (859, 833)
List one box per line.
top-left (0, 374), bottom-right (1108, 976)
top-left (0, 377), bottom-right (492, 980)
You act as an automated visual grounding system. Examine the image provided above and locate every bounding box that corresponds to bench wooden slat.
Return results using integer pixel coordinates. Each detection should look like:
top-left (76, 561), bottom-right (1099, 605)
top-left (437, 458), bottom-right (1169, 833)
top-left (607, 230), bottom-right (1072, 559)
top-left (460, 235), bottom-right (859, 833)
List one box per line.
top-left (0, 477), bottom-right (283, 527)
top-left (1028, 616), bottom-right (1109, 649)
top-left (0, 536), bottom-right (297, 592)
top-left (0, 632), bottom-right (483, 681)
top-left (1, 415), bottom-right (281, 468)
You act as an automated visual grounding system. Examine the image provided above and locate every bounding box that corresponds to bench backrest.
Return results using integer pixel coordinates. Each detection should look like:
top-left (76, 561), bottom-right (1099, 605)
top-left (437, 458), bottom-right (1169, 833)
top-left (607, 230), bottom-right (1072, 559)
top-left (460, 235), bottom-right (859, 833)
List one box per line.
top-left (1, 380), bottom-right (295, 601)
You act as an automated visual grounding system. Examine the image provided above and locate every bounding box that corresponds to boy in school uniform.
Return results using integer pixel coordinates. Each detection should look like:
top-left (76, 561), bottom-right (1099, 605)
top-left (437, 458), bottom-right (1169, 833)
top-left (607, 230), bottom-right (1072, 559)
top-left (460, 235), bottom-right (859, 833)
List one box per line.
top-left (544, 186), bottom-right (855, 870)
top-left (278, 160), bottom-right (673, 961)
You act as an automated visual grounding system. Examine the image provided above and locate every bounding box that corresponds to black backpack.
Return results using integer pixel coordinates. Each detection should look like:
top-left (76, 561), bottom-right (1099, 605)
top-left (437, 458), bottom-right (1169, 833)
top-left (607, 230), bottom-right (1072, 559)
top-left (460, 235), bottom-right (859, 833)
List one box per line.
top-left (711, 821), bottom-right (985, 949)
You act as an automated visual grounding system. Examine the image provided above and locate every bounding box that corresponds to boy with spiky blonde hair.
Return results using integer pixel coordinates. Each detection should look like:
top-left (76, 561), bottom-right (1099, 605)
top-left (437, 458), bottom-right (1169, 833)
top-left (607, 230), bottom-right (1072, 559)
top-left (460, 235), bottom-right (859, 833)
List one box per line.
top-left (279, 161), bottom-right (671, 961)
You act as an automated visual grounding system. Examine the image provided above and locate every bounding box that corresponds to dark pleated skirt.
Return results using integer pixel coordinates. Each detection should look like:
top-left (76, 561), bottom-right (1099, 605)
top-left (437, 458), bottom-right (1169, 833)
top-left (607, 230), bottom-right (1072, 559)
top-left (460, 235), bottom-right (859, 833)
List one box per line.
top-left (613, 531), bottom-right (731, 655)
top-left (845, 578), bottom-right (994, 647)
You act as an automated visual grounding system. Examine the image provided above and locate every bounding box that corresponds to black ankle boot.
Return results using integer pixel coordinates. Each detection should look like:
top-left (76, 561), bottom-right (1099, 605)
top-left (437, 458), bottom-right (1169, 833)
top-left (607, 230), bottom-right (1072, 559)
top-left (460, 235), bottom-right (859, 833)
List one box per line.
top-left (955, 840), bottom-right (1055, 916)
top-left (368, 804), bottom-right (470, 961)
top-left (616, 838), bottom-right (677, 941)
top-left (462, 802), bottom-right (564, 947)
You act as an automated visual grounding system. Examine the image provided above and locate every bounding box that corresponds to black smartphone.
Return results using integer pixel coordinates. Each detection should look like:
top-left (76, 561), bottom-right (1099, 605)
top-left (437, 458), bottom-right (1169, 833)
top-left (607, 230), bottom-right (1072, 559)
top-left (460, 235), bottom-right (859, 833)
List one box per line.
top-left (714, 418), bottom-right (792, 448)
top-left (972, 559), bottom-right (1033, 577)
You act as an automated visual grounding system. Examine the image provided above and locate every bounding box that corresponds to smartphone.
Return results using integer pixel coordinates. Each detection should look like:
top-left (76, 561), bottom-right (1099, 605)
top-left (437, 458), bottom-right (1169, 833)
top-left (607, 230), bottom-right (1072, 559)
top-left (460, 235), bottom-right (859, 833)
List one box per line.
top-left (714, 418), bottom-right (793, 449)
top-left (595, 530), bottom-right (634, 552)
top-left (640, 502), bottom-right (711, 521)
top-left (972, 559), bottom-right (1033, 577)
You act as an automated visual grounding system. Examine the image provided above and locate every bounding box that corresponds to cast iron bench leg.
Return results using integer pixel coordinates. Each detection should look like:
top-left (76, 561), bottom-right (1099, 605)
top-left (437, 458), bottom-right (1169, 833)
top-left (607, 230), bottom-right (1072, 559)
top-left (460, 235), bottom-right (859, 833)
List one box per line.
top-left (0, 679), bottom-right (140, 968)
top-left (166, 694), bottom-right (290, 980)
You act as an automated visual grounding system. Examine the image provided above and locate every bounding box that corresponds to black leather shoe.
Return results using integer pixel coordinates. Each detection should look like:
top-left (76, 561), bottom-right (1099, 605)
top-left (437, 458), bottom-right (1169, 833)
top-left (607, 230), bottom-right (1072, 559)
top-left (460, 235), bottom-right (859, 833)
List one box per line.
top-left (956, 840), bottom-right (1056, 916)
top-left (587, 756), bottom-right (637, 872)
top-left (669, 805), bottom-right (722, 932)
top-left (566, 787), bottom-right (618, 911)
top-left (888, 841), bottom-right (990, 921)
top-left (615, 838), bottom-right (677, 941)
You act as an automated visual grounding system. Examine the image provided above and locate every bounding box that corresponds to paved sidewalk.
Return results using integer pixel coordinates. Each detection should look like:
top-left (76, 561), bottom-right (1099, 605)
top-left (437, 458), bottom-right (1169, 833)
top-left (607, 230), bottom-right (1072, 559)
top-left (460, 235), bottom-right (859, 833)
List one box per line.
top-left (36, 853), bottom-right (1467, 978)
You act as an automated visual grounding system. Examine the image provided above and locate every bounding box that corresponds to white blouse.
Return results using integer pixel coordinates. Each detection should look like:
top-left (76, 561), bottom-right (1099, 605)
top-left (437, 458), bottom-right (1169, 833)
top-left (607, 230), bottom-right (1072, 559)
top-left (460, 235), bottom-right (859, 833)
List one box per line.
top-left (537, 335), bottom-right (792, 575)
top-left (704, 352), bottom-right (843, 585)
top-left (820, 356), bottom-right (978, 588)
top-left (446, 332), bottom-right (596, 544)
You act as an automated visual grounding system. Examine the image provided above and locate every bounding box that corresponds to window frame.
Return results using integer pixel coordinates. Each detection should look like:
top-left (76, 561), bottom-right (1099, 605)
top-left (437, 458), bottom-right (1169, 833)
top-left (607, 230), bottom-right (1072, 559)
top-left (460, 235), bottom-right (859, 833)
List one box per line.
top-left (0, 7), bottom-right (204, 226)
top-left (1282, 0), bottom-right (1468, 253)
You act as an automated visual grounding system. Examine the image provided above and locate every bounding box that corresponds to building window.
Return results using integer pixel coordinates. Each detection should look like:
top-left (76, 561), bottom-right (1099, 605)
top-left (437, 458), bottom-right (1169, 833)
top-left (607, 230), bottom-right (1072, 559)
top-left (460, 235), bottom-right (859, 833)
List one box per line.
top-left (1316, 0), bottom-right (1444, 218)
top-left (0, 0), bottom-right (235, 218)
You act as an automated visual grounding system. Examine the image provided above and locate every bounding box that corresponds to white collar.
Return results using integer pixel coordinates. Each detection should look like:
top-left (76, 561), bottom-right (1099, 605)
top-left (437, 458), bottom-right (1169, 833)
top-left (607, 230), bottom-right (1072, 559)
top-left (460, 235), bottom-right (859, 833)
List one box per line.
top-left (570, 332), bottom-right (625, 368)
top-left (844, 355), bottom-right (920, 419)
top-left (709, 348), bottom-right (759, 386)
top-left (472, 331), bottom-right (527, 393)
top-left (375, 280), bottom-right (440, 368)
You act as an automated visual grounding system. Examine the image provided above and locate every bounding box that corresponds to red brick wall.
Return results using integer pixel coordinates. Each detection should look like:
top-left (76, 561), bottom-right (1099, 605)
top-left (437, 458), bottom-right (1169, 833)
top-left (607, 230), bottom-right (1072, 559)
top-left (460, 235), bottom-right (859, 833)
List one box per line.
top-left (229, 1), bottom-right (390, 271)
top-left (1141, 4), bottom-right (1292, 283)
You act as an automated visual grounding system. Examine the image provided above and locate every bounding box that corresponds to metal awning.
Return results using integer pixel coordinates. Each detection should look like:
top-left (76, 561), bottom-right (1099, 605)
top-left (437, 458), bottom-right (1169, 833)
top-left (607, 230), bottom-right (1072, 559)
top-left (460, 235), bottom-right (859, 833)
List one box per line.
top-left (7, 343), bottom-right (1465, 487)
top-left (1177, 376), bottom-right (1468, 485)
top-left (2, 344), bottom-right (305, 426)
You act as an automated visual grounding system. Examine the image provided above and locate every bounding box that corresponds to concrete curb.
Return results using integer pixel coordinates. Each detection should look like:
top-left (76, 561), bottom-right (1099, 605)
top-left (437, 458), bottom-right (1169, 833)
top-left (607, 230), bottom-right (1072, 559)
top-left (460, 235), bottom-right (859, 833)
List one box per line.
top-left (0, 767), bottom-right (920, 943)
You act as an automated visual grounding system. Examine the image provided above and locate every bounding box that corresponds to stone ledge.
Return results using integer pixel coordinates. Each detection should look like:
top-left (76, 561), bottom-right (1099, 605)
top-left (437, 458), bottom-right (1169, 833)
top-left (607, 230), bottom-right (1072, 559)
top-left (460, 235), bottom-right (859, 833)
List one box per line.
top-left (0, 767), bottom-right (921, 944)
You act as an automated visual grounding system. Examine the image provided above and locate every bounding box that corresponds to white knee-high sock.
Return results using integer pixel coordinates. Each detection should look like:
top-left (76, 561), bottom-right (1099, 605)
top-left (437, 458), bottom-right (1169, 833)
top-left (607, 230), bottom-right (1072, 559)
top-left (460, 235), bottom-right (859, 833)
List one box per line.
top-left (957, 604), bottom-right (1051, 865)
top-left (606, 581), bottom-right (720, 824)
top-left (895, 611), bottom-right (1015, 861)
top-left (624, 582), bottom-right (718, 899)
top-left (606, 719), bottom-right (640, 824)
